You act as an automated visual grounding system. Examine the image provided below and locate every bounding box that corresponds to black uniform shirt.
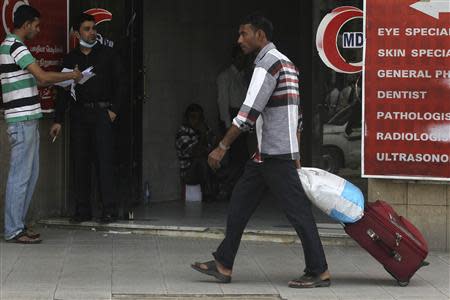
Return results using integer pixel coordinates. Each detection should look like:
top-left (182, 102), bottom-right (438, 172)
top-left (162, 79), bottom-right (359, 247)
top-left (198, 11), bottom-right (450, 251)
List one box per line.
top-left (55, 43), bottom-right (124, 123)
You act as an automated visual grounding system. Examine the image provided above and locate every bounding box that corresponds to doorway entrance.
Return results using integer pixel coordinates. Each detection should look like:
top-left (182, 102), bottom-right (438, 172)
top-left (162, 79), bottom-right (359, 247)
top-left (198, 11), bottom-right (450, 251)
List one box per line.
top-left (137, 0), bottom-right (336, 227)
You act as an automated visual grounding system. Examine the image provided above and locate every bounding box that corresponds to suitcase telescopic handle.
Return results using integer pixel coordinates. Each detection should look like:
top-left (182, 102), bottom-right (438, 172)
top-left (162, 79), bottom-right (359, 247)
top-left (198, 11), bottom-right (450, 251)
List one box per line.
top-left (366, 229), bottom-right (402, 262)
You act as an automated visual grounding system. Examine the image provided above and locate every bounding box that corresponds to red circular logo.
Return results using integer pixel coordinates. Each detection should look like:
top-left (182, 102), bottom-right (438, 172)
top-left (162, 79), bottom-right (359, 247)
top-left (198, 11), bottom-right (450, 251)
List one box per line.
top-left (316, 6), bottom-right (363, 74)
top-left (2, 0), bottom-right (30, 34)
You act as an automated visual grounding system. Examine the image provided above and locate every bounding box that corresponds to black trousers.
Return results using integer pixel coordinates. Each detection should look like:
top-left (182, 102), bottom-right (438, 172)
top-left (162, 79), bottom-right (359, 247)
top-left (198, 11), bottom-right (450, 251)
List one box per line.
top-left (70, 106), bottom-right (116, 217)
top-left (213, 159), bottom-right (328, 275)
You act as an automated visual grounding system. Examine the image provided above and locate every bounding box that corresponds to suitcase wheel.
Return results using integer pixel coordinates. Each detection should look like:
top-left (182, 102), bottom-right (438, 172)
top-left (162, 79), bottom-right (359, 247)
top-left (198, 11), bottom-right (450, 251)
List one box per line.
top-left (420, 261), bottom-right (430, 268)
top-left (397, 280), bottom-right (409, 287)
top-left (383, 267), bottom-right (410, 287)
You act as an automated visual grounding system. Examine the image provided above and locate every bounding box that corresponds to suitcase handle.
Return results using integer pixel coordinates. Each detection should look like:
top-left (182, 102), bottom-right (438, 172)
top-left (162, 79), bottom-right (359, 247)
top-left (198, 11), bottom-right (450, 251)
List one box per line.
top-left (367, 229), bottom-right (402, 262)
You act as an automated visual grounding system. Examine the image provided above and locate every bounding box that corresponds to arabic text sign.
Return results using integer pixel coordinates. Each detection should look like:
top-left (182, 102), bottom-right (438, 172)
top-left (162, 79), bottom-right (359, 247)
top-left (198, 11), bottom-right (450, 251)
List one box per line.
top-left (1, 0), bottom-right (67, 111)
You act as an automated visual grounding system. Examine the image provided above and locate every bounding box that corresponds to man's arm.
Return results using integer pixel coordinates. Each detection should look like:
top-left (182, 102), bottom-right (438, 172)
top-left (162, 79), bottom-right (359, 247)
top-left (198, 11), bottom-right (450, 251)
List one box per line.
top-left (295, 106), bottom-right (303, 169)
top-left (295, 130), bottom-right (301, 169)
top-left (221, 124), bottom-right (241, 148)
top-left (49, 56), bottom-right (75, 138)
top-left (27, 62), bottom-right (81, 85)
top-left (208, 66), bottom-right (277, 170)
top-left (108, 49), bottom-right (125, 121)
top-left (50, 86), bottom-right (71, 137)
top-left (207, 125), bottom-right (241, 169)
top-left (10, 42), bottom-right (81, 85)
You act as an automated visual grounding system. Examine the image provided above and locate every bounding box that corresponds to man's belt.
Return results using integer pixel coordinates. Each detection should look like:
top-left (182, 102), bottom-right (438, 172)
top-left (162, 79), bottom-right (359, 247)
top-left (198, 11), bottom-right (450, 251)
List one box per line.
top-left (81, 102), bottom-right (111, 109)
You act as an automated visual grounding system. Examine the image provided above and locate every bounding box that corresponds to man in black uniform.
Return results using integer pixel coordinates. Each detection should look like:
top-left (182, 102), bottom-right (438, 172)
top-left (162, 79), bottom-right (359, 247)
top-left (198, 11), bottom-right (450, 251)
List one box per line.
top-left (50, 13), bottom-right (124, 223)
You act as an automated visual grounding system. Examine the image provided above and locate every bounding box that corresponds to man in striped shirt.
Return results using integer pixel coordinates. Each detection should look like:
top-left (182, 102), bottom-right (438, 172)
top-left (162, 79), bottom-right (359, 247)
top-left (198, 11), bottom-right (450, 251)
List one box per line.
top-left (192, 14), bottom-right (330, 288)
top-left (0, 5), bottom-right (81, 243)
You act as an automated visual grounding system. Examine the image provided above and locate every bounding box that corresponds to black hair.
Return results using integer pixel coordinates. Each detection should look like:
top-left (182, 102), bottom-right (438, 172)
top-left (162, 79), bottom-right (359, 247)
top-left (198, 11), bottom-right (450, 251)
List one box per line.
top-left (183, 103), bottom-right (204, 125)
top-left (240, 13), bottom-right (274, 41)
top-left (13, 5), bottom-right (40, 29)
top-left (72, 13), bottom-right (95, 32)
top-left (185, 103), bottom-right (203, 116)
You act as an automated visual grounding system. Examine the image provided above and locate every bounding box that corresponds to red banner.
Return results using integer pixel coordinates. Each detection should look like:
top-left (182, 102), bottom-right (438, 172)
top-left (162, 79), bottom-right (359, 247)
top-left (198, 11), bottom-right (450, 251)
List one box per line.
top-left (1, 0), bottom-right (68, 112)
top-left (363, 0), bottom-right (450, 180)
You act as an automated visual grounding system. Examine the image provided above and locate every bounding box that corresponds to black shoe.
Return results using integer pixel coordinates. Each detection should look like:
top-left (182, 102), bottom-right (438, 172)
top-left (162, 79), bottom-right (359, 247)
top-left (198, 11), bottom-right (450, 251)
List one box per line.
top-left (70, 215), bottom-right (92, 223)
top-left (99, 214), bottom-right (117, 224)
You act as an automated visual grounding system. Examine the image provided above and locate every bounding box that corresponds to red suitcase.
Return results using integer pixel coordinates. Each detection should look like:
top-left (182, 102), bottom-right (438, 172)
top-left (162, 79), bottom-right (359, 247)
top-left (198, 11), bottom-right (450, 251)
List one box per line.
top-left (344, 200), bottom-right (429, 286)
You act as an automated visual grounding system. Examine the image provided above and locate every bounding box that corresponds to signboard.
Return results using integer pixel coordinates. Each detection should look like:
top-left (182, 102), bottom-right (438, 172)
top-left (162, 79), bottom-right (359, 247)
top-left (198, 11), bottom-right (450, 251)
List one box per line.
top-left (1, 0), bottom-right (68, 112)
top-left (363, 0), bottom-right (450, 181)
top-left (316, 6), bottom-right (363, 74)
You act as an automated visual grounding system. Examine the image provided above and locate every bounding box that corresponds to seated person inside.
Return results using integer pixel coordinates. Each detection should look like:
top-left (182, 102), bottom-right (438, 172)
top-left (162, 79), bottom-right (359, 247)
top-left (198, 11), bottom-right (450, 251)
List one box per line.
top-left (175, 103), bottom-right (217, 201)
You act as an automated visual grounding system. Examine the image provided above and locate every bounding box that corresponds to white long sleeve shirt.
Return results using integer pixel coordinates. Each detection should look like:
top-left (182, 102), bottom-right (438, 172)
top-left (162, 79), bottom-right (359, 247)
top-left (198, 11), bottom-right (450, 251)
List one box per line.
top-left (216, 65), bottom-right (247, 128)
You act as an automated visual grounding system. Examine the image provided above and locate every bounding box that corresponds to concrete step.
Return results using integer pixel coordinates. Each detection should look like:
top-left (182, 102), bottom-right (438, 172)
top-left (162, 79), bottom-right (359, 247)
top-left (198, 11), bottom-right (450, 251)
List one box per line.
top-left (113, 295), bottom-right (282, 300)
top-left (38, 218), bottom-right (356, 246)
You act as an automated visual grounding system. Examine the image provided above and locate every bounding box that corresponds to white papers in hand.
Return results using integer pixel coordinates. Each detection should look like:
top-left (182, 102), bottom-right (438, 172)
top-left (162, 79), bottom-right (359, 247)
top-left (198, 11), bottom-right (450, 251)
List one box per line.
top-left (54, 66), bottom-right (96, 87)
top-left (70, 84), bottom-right (76, 101)
top-left (79, 66), bottom-right (95, 84)
top-left (54, 68), bottom-right (73, 88)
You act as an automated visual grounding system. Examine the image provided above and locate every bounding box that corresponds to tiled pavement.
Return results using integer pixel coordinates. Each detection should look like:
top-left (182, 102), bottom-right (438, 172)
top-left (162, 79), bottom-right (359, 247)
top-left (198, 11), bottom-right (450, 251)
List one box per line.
top-left (0, 228), bottom-right (448, 300)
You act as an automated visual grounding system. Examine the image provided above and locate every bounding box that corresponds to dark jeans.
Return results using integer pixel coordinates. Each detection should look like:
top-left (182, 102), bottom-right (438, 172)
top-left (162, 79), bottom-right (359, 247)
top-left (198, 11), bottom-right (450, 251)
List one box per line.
top-left (213, 159), bottom-right (328, 275)
top-left (70, 106), bottom-right (117, 217)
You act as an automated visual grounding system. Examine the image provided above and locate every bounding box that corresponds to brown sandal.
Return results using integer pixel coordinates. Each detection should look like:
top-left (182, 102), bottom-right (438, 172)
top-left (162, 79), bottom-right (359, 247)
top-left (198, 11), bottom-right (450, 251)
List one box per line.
top-left (6, 230), bottom-right (42, 244)
top-left (288, 273), bottom-right (331, 288)
top-left (24, 226), bottom-right (40, 239)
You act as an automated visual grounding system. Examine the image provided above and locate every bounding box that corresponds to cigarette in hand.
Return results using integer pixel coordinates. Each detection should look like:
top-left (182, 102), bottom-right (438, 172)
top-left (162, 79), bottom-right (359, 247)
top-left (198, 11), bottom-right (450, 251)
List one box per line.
top-left (52, 136), bottom-right (57, 143)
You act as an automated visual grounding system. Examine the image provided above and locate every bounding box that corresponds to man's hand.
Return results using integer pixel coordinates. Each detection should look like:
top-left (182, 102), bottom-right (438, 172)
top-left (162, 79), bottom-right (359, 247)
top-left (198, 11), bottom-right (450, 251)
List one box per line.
top-left (208, 147), bottom-right (227, 170)
top-left (295, 159), bottom-right (301, 169)
top-left (50, 123), bottom-right (62, 138)
top-left (208, 124), bottom-right (241, 170)
top-left (72, 65), bottom-right (82, 83)
top-left (108, 110), bottom-right (117, 122)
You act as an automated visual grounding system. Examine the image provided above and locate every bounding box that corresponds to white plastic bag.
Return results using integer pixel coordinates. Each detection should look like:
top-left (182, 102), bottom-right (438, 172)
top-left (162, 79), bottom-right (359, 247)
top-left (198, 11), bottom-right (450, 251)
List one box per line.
top-left (185, 184), bottom-right (202, 202)
top-left (298, 168), bottom-right (364, 223)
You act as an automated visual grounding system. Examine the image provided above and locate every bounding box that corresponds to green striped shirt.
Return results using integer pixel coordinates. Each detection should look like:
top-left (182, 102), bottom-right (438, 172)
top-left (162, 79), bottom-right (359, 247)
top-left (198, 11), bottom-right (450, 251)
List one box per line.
top-left (0, 34), bottom-right (41, 123)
